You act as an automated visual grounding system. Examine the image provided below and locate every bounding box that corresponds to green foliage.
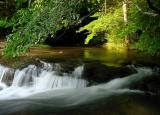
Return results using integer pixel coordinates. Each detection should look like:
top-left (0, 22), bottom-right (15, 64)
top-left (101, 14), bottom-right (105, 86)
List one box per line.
top-left (134, 15), bottom-right (160, 54)
top-left (15, 0), bottom-right (29, 8)
top-left (78, 7), bottom-right (125, 44)
top-left (79, 0), bottom-right (160, 54)
top-left (3, 0), bottom-right (160, 57)
top-left (129, 0), bottom-right (160, 54)
top-left (0, 18), bottom-right (8, 28)
top-left (4, 0), bottom-right (84, 57)
top-left (135, 33), bottom-right (160, 54)
top-left (3, 0), bottom-right (101, 57)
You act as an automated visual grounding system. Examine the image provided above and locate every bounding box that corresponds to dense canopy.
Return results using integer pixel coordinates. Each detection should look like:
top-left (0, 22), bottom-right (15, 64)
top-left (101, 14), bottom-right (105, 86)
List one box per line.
top-left (0, 0), bottom-right (160, 57)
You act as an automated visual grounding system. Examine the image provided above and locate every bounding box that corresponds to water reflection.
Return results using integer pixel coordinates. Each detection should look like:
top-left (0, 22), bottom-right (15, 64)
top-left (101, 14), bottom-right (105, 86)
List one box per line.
top-left (0, 46), bottom-right (160, 68)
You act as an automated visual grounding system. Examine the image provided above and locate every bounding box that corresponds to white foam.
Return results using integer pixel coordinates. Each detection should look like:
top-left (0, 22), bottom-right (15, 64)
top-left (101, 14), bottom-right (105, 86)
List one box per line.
top-left (0, 62), bottom-right (87, 99)
top-left (0, 62), bottom-right (153, 100)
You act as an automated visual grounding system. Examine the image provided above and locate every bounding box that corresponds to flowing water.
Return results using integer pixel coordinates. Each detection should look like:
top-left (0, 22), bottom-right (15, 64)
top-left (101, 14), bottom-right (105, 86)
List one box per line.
top-left (0, 47), bottom-right (160, 115)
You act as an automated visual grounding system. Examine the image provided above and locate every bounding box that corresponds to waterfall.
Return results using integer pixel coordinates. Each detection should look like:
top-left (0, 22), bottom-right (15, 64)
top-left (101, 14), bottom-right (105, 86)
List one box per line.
top-left (0, 61), bottom-right (154, 101)
top-left (0, 62), bottom-right (87, 99)
top-left (0, 61), bottom-right (156, 115)
top-left (0, 65), bottom-right (14, 89)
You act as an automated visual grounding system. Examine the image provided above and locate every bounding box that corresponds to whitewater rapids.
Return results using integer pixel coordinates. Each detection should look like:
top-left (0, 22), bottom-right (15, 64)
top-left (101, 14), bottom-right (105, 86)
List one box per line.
top-left (0, 61), bottom-right (155, 114)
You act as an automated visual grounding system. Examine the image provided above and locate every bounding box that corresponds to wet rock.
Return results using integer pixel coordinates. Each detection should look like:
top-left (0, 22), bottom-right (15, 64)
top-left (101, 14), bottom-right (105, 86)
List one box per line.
top-left (1, 68), bottom-right (15, 86)
top-left (131, 75), bottom-right (160, 95)
top-left (82, 62), bottom-right (137, 84)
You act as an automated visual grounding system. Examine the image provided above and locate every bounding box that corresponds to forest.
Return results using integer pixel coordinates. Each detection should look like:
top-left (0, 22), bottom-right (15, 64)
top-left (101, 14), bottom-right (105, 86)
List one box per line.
top-left (1, 1), bottom-right (160, 115)
top-left (0, 0), bottom-right (160, 57)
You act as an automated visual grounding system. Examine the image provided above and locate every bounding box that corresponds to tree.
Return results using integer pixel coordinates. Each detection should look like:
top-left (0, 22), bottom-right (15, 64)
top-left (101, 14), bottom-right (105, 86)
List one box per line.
top-left (3, 0), bottom-right (100, 57)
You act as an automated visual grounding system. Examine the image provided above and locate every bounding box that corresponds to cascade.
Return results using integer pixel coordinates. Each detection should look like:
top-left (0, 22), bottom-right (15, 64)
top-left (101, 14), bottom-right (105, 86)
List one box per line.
top-left (0, 61), bottom-right (156, 115)
top-left (0, 61), bottom-right (87, 99)
top-left (0, 61), bottom-right (155, 100)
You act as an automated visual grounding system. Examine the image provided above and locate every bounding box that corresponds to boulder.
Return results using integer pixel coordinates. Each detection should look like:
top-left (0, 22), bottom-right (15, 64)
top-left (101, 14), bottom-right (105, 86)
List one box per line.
top-left (131, 75), bottom-right (160, 95)
top-left (82, 62), bottom-right (137, 84)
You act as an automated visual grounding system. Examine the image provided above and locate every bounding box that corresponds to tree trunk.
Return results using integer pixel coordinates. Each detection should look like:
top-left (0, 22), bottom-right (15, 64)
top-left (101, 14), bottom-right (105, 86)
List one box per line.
top-left (123, 0), bottom-right (128, 23)
top-left (104, 0), bottom-right (107, 14)
top-left (123, 0), bottom-right (130, 48)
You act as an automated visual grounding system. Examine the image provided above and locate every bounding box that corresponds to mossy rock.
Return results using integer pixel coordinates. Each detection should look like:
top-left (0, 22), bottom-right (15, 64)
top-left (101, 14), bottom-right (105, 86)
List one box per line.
top-left (82, 62), bottom-right (137, 85)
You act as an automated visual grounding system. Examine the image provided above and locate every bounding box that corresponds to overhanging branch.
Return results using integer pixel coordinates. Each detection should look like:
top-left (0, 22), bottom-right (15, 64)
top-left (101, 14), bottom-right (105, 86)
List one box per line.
top-left (146, 0), bottom-right (160, 15)
top-left (136, 5), bottom-right (158, 16)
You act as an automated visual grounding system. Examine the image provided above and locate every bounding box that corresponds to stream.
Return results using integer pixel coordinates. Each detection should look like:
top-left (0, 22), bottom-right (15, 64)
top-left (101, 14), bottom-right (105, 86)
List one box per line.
top-left (0, 47), bottom-right (160, 115)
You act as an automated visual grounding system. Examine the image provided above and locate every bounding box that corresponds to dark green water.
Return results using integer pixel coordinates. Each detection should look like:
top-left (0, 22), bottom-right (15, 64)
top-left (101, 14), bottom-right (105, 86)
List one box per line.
top-left (0, 47), bottom-right (160, 115)
top-left (1, 47), bottom-right (159, 67)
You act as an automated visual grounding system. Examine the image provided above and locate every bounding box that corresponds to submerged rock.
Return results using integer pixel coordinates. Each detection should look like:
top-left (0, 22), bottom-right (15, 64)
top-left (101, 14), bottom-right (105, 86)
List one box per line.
top-left (82, 62), bottom-right (137, 85)
top-left (131, 75), bottom-right (160, 95)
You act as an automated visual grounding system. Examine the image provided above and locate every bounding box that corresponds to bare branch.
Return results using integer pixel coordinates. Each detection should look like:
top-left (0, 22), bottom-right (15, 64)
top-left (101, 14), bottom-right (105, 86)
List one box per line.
top-left (136, 5), bottom-right (158, 16)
